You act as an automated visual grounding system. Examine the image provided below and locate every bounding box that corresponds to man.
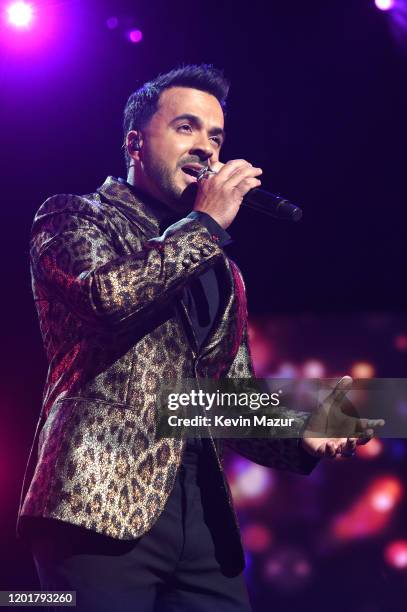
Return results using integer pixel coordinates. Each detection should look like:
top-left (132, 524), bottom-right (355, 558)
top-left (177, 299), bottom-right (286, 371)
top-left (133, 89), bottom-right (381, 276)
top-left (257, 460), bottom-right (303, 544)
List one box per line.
top-left (18, 65), bottom-right (381, 611)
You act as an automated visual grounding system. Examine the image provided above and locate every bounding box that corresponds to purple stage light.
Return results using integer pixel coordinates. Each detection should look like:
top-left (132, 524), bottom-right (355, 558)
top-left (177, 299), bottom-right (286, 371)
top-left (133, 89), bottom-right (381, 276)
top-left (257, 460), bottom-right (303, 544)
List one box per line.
top-left (264, 547), bottom-right (313, 590)
top-left (242, 523), bottom-right (272, 553)
top-left (2, 0), bottom-right (59, 53)
top-left (6, 1), bottom-right (33, 28)
top-left (375, 0), bottom-right (394, 10)
top-left (129, 29), bottom-right (143, 43)
top-left (302, 359), bottom-right (325, 378)
top-left (106, 17), bottom-right (118, 30)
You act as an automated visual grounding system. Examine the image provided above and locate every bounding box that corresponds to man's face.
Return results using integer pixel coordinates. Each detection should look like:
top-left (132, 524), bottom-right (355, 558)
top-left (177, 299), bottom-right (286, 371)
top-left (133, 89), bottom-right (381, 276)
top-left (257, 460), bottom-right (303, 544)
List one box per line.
top-left (130, 86), bottom-right (225, 212)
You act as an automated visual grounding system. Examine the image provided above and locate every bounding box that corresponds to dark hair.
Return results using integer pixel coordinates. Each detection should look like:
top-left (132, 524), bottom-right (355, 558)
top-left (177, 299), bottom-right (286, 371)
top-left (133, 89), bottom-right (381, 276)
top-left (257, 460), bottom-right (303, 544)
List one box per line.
top-left (122, 64), bottom-right (230, 170)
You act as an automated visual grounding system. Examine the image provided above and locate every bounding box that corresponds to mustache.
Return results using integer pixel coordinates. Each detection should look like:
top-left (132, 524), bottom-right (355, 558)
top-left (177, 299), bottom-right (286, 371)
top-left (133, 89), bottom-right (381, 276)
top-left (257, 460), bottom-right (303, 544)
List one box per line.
top-left (178, 158), bottom-right (209, 169)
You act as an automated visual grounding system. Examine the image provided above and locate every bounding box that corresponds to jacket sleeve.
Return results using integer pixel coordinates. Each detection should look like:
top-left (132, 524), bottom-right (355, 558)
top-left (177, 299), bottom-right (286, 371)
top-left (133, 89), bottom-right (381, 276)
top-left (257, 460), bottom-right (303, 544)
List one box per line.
top-left (30, 194), bottom-right (225, 329)
top-left (223, 325), bottom-right (320, 475)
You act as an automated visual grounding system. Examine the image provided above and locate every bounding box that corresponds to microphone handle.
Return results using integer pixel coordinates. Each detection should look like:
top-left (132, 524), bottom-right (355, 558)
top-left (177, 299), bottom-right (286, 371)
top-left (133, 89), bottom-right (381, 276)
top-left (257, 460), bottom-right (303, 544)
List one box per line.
top-left (242, 188), bottom-right (303, 222)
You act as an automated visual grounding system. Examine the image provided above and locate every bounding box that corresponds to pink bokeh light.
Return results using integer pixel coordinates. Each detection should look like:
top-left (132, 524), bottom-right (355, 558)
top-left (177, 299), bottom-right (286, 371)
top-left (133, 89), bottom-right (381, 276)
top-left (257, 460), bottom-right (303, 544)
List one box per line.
top-left (129, 29), bottom-right (143, 43)
top-left (264, 547), bottom-right (313, 590)
top-left (229, 458), bottom-right (274, 507)
top-left (6, 1), bottom-right (33, 28)
top-left (242, 523), bottom-right (272, 553)
top-left (356, 436), bottom-right (383, 459)
top-left (302, 359), bottom-right (325, 378)
top-left (385, 540), bottom-right (407, 569)
top-left (394, 334), bottom-right (407, 351)
top-left (331, 475), bottom-right (403, 540)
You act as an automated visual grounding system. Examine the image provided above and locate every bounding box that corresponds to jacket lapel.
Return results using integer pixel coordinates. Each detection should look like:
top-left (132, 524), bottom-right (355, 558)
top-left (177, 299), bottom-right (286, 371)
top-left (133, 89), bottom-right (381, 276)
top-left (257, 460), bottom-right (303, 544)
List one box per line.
top-left (97, 176), bottom-right (160, 238)
top-left (97, 176), bottom-right (246, 376)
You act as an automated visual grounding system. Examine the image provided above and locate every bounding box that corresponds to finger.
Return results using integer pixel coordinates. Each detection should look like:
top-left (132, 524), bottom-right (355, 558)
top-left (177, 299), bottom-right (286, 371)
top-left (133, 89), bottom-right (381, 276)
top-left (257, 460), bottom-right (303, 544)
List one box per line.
top-left (356, 429), bottom-right (374, 444)
top-left (224, 166), bottom-right (263, 191)
top-left (233, 177), bottom-right (262, 197)
top-left (357, 418), bottom-right (385, 431)
top-left (343, 438), bottom-right (357, 452)
top-left (214, 159), bottom-right (254, 181)
top-left (210, 161), bottom-right (225, 173)
top-left (326, 441), bottom-right (337, 457)
top-left (315, 440), bottom-right (330, 456)
top-left (334, 437), bottom-right (356, 457)
top-left (327, 376), bottom-right (353, 406)
top-left (337, 439), bottom-right (349, 453)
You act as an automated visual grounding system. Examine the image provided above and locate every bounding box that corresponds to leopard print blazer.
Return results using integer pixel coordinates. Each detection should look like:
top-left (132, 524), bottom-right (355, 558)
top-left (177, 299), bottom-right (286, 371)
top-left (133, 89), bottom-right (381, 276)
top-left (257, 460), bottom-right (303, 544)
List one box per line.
top-left (17, 176), bottom-right (317, 576)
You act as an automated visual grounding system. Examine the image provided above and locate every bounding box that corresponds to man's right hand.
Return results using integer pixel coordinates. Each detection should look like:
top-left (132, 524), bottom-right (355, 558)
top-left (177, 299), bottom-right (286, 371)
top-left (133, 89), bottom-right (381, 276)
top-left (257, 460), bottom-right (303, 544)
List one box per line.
top-left (193, 159), bottom-right (263, 229)
top-left (301, 376), bottom-right (385, 458)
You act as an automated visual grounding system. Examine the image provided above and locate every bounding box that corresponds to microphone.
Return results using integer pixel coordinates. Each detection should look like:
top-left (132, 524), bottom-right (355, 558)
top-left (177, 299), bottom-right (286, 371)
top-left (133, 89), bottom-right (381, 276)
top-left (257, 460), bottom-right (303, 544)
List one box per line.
top-left (242, 188), bottom-right (303, 222)
top-left (196, 167), bottom-right (303, 222)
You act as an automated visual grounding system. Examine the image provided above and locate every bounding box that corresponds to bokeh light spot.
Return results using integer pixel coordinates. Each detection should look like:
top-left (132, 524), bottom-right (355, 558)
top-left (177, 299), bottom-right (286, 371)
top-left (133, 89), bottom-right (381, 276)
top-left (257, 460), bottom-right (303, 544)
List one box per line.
top-left (332, 476), bottom-right (403, 540)
top-left (375, 0), bottom-right (394, 10)
top-left (302, 359), bottom-right (325, 378)
top-left (394, 334), bottom-right (407, 351)
top-left (129, 29), bottom-right (143, 43)
top-left (242, 523), bottom-right (272, 553)
top-left (356, 437), bottom-right (383, 459)
top-left (233, 463), bottom-right (272, 500)
top-left (264, 547), bottom-right (313, 590)
top-left (351, 361), bottom-right (375, 378)
top-left (7, 1), bottom-right (33, 28)
top-left (385, 540), bottom-right (407, 569)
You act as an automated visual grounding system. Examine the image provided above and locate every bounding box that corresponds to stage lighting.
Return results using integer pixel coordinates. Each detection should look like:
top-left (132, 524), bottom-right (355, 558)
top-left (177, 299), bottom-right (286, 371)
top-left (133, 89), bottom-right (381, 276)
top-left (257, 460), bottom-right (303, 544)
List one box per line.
top-left (375, 0), bottom-right (394, 10)
top-left (350, 361), bottom-right (375, 378)
top-left (356, 437), bottom-right (383, 459)
top-left (394, 334), bottom-right (407, 351)
top-left (129, 29), bottom-right (142, 43)
top-left (264, 547), bottom-right (313, 589)
top-left (242, 523), bottom-right (272, 553)
top-left (6, 1), bottom-right (33, 28)
top-left (236, 464), bottom-right (271, 498)
top-left (229, 458), bottom-right (274, 506)
top-left (385, 540), bottom-right (407, 569)
top-left (302, 359), bottom-right (325, 378)
top-left (369, 477), bottom-right (403, 513)
top-left (332, 475), bottom-right (403, 540)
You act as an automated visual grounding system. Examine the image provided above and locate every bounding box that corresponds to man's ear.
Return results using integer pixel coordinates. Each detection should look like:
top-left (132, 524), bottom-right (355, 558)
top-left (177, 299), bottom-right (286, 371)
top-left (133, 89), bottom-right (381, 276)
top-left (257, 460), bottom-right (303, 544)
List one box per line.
top-left (125, 130), bottom-right (144, 160)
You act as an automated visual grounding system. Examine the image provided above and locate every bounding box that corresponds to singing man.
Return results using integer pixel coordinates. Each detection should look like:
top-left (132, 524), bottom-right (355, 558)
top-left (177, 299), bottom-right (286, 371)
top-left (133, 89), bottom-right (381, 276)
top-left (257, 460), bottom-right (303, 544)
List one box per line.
top-left (18, 64), bottom-right (381, 611)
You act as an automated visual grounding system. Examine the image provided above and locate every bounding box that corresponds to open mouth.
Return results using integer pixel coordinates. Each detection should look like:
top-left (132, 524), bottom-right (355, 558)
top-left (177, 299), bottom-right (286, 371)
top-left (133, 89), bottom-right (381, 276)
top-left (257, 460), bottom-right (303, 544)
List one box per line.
top-left (181, 165), bottom-right (206, 178)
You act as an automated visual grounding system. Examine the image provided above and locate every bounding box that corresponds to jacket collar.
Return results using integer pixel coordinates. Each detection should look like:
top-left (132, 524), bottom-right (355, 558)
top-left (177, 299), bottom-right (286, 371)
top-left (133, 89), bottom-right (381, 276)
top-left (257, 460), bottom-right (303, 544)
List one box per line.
top-left (97, 176), bottom-right (180, 238)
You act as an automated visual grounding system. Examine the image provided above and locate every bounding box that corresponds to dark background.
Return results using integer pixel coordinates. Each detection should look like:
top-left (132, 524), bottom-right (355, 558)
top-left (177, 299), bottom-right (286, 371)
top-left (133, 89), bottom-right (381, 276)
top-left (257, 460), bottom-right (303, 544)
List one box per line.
top-left (0, 0), bottom-right (406, 610)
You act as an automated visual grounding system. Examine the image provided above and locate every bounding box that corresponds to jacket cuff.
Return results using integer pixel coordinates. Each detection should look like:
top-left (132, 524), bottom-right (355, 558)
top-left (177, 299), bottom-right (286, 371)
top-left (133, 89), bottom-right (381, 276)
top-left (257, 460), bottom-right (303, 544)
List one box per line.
top-left (186, 211), bottom-right (232, 248)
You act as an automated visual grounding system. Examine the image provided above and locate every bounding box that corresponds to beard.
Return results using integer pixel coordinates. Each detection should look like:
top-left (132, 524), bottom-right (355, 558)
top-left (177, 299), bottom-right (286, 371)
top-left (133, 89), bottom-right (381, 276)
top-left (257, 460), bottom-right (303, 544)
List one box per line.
top-left (141, 148), bottom-right (197, 212)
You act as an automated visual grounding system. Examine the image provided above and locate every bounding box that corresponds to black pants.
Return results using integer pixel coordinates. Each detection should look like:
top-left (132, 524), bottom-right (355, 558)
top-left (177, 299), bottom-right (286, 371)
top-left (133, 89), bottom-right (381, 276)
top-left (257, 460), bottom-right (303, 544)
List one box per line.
top-left (30, 448), bottom-right (252, 612)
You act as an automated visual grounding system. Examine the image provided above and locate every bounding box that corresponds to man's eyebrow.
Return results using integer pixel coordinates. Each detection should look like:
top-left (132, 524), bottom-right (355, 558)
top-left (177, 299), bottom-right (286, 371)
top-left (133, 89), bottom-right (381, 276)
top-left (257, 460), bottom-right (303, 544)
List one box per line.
top-left (170, 113), bottom-right (226, 142)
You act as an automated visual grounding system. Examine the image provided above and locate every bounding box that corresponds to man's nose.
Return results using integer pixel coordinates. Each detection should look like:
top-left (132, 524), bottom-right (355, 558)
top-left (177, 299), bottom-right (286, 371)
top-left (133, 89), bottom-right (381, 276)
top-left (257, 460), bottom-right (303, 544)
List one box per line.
top-left (190, 136), bottom-right (213, 161)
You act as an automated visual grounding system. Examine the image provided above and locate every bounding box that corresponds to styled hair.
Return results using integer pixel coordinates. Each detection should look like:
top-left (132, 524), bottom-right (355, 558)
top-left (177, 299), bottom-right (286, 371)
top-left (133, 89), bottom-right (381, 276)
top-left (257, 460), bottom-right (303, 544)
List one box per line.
top-left (122, 64), bottom-right (230, 170)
